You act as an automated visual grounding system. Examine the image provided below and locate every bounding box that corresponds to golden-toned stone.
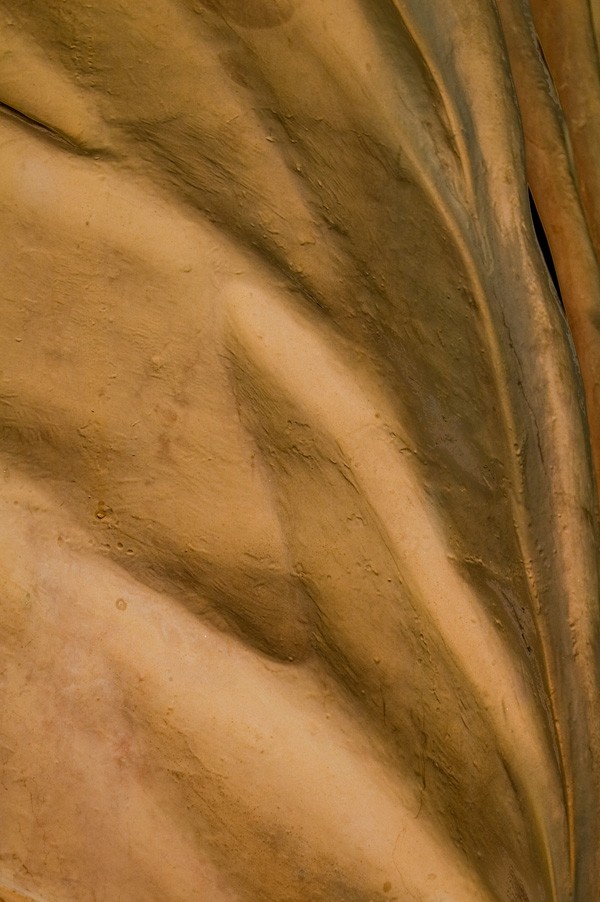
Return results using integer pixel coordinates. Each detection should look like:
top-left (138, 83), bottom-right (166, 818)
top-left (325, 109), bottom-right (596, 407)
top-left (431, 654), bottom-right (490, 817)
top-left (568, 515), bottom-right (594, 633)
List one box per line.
top-left (0, 2), bottom-right (599, 899)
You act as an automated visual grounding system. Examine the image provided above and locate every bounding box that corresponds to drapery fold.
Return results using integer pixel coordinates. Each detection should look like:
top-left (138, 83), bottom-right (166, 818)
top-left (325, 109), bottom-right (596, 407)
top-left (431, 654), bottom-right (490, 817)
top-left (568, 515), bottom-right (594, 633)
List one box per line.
top-left (1, 1), bottom-right (599, 899)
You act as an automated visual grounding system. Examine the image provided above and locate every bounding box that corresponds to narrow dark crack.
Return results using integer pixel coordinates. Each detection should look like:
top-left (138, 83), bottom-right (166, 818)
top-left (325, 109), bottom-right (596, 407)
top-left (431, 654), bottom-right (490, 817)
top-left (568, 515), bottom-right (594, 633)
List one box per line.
top-left (0, 100), bottom-right (116, 159)
top-left (0, 100), bottom-right (83, 151)
top-left (528, 187), bottom-right (564, 309)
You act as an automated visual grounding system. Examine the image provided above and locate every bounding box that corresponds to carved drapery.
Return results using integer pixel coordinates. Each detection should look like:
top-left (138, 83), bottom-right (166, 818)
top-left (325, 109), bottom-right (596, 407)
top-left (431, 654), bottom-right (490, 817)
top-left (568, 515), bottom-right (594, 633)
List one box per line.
top-left (1, 2), bottom-right (600, 900)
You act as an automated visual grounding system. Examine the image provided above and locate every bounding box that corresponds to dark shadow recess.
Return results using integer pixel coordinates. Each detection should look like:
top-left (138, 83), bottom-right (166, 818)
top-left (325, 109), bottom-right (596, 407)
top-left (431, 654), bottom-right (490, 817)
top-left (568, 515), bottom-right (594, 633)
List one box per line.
top-left (528, 187), bottom-right (564, 309)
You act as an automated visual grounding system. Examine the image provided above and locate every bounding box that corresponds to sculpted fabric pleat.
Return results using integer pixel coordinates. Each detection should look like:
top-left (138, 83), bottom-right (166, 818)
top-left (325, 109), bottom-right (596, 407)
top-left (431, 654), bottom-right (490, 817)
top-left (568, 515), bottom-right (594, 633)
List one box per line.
top-left (0, 1), bottom-right (599, 900)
